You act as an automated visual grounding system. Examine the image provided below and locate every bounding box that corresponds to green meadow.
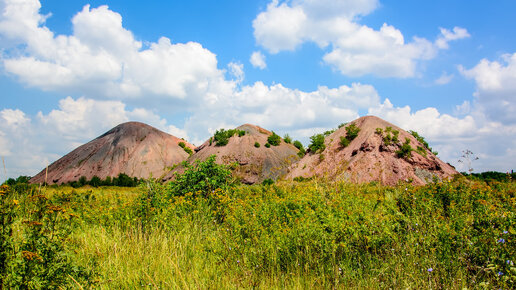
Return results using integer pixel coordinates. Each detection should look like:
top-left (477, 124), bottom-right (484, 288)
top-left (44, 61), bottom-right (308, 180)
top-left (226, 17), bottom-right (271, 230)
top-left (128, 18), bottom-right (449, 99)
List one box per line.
top-left (1, 168), bottom-right (515, 288)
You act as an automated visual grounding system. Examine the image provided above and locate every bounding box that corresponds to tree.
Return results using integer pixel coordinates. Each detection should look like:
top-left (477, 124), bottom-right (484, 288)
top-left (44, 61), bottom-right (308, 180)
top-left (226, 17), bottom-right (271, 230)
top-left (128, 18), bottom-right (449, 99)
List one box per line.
top-left (308, 134), bottom-right (325, 153)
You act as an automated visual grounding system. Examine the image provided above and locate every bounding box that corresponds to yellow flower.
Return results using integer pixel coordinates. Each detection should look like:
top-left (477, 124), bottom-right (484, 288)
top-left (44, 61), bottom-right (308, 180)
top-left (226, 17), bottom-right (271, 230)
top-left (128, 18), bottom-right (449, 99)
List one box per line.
top-left (12, 199), bottom-right (19, 205)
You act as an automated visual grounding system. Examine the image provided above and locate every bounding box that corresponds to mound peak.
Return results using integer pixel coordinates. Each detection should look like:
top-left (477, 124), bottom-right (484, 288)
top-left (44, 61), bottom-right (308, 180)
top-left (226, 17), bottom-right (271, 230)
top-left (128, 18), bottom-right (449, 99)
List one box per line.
top-left (30, 122), bottom-right (194, 184)
top-left (287, 116), bottom-right (458, 185)
top-left (164, 124), bottom-right (298, 184)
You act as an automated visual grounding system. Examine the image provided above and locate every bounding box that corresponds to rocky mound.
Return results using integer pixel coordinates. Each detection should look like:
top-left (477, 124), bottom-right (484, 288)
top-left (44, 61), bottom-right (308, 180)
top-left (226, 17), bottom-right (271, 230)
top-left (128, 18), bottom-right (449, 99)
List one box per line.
top-left (287, 116), bottom-right (458, 185)
top-left (164, 124), bottom-right (299, 184)
top-left (30, 122), bottom-right (195, 184)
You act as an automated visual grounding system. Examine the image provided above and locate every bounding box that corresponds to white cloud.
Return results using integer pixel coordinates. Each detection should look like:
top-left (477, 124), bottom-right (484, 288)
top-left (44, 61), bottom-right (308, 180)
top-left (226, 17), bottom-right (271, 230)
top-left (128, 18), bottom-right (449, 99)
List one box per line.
top-left (0, 1), bottom-right (235, 102)
top-left (368, 99), bottom-right (516, 172)
top-left (250, 51), bottom-right (267, 69)
top-left (435, 27), bottom-right (470, 49)
top-left (253, 0), bottom-right (469, 78)
top-left (435, 72), bottom-right (454, 85)
top-left (227, 62), bottom-right (244, 84)
top-left (460, 53), bottom-right (516, 124)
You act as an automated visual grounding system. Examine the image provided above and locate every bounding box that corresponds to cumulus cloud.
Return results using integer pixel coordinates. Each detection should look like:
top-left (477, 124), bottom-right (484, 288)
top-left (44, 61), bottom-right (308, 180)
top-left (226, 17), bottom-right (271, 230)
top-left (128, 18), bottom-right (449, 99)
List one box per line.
top-left (250, 51), bottom-right (267, 69)
top-left (435, 72), bottom-right (454, 85)
top-left (0, 1), bottom-right (235, 102)
top-left (460, 53), bottom-right (516, 124)
top-left (253, 0), bottom-right (469, 77)
top-left (227, 62), bottom-right (244, 84)
top-left (0, 96), bottom-right (193, 179)
top-left (369, 99), bottom-right (516, 172)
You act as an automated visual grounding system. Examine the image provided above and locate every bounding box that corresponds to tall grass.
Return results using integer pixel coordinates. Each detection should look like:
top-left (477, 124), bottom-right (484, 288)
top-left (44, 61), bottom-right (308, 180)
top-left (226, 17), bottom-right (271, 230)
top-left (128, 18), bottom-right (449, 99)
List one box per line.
top-left (1, 179), bottom-right (515, 288)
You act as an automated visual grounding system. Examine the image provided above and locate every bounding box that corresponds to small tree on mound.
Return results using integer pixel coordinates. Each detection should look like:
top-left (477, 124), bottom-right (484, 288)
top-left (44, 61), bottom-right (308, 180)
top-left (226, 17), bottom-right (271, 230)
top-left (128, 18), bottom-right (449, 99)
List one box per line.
top-left (396, 138), bottom-right (413, 159)
top-left (268, 131), bottom-right (281, 146)
top-left (308, 134), bottom-right (325, 153)
top-left (340, 123), bottom-right (361, 148)
top-left (167, 155), bottom-right (232, 197)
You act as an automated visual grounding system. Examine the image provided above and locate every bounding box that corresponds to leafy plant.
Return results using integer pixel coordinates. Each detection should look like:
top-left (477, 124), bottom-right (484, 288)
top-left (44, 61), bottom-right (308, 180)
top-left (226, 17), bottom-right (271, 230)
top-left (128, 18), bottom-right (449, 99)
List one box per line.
top-left (339, 136), bottom-right (350, 148)
top-left (267, 131), bottom-right (281, 146)
top-left (178, 142), bottom-right (193, 155)
top-left (375, 128), bottom-right (383, 135)
top-left (396, 138), bottom-right (413, 159)
top-left (265, 143), bottom-right (271, 148)
top-left (308, 134), bottom-right (326, 153)
top-left (213, 129), bottom-right (246, 146)
top-left (254, 142), bottom-right (260, 148)
top-left (167, 155), bottom-right (232, 197)
top-left (283, 134), bottom-right (292, 144)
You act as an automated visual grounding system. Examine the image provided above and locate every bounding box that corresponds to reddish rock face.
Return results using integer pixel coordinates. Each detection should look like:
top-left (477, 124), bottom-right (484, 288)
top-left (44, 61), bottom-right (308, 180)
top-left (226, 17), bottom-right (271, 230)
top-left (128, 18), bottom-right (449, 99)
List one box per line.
top-left (286, 116), bottom-right (459, 185)
top-left (163, 124), bottom-right (300, 184)
top-left (30, 122), bottom-right (194, 185)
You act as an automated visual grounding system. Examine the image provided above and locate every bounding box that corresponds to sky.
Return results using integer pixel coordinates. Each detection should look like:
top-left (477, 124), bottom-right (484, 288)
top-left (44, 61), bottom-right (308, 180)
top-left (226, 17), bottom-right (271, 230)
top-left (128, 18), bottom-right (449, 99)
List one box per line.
top-left (1, 0), bottom-right (515, 180)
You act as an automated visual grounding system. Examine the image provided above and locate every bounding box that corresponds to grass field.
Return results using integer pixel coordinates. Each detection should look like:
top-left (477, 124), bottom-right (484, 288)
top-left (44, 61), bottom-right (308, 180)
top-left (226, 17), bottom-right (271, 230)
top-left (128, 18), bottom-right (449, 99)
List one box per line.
top-left (1, 177), bottom-right (515, 288)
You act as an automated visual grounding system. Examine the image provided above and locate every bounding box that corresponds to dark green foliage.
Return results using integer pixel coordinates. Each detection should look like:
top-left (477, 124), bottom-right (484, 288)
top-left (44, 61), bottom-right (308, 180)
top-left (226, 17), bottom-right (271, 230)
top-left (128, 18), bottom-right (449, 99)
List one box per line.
top-left (375, 128), bottom-right (383, 135)
top-left (308, 134), bottom-right (326, 153)
top-left (267, 131), bottom-right (281, 146)
top-left (338, 122), bottom-right (347, 128)
top-left (89, 176), bottom-right (101, 187)
top-left (262, 178), bottom-right (274, 186)
top-left (339, 136), bottom-right (350, 147)
top-left (179, 142), bottom-right (193, 155)
top-left (392, 130), bottom-right (399, 143)
top-left (396, 138), bottom-right (413, 159)
top-left (293, 140), bottom-right (304, 150)
top-left (283, 134), bottom-right (292, 144)
top-left (265, 143), bottom-right (271, 148)
top-left (4, 176), bottom-right (31, 186)
top-left (254, 142), bottom-right (260, 148)
top-left (113, 173), bottom-right (139, 187)
top-left (323, 129), bottom-right (336, 136)
top-left (463, 171), bottom-right (516, 182)
top-left (339, 123), bottom-right (361, 148)
top-left (167, 155), bottom-right (232, 197)
top-left (213, 129), bottom-right (246, 146)
top-left (416, 146), bottom-right (427, 157)
top-left (345, 123), bottom-right (361, 140)
top-left (78, 176), bottom-right (88, 187)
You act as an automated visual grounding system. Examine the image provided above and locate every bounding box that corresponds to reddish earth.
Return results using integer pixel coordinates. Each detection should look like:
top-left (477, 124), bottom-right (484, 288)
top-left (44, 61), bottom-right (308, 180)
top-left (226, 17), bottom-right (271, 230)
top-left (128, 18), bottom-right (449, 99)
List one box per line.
top-left (286, 116), bottom-right (458, 185)
top-left (30, 122), bottom-right (194, 184)
top-left (163, 124), bottom-right (299, 184)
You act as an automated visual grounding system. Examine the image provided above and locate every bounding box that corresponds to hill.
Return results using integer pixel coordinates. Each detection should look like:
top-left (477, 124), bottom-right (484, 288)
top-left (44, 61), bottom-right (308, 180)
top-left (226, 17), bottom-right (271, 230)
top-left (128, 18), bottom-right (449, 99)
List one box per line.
top-left (30, 122), bottom-right (194, 184)
top-left (164, 124), bottom-right (299, 184)
top-left (287, 116), bottom-right (458, 185)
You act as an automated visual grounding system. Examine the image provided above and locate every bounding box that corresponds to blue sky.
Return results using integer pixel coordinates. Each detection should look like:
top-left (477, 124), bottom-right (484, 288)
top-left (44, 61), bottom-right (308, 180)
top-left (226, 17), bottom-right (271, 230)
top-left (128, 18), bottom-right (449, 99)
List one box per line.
top-left (1, 0), bottom-right (515, 179)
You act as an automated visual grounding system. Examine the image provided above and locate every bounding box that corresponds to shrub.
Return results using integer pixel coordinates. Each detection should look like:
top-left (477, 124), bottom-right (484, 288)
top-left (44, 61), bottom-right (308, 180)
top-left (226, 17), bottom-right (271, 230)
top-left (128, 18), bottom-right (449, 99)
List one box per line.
top-left (167, 155), bottom-right (232, 197)
top-left (254, 142), bottom-right (260, 148)
top-left (323, 129), bottom-right (336, 136)
top-left (338, 122), bottom-right (347, 128)
top-left (268, 131), bottom-right (281, 146)
top-left (345, 123), bottom-right (361, 140)
top-left (265, 143), bottom-right (271, 148)
top-left (416, 146), bottom-right (427, 157)
top-left (293, 140), bottom-right (304, 150)
top-left (213, 129), bottom-right (230, 146)
top-left (309, 134), bottom-right (326, 153)
top-left (375, 128), bottom-right (383, 135)
top-left (392, 130), bottom-right (399, 143)
top-left (262, 178), bottom-right (274, 186)
top-left (178, 142), bottom-right (193, 155)
top-left (283, 134), bottom-right (292, 144)
top-left (339, 136), bottom-right (350, 147)
top-left (396, 138), bottom-right (413, 159)
top-left (297, 147), bottom-right (306, 157)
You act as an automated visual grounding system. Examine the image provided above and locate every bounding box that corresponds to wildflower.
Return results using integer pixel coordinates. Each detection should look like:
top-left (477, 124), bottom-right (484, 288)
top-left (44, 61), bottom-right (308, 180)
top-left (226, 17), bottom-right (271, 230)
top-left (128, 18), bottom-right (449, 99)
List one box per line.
top-left (237, 260), bottom-right (240, 263)
top-left (427, 268), bottom-right (433, 272)
top-left (497, 238), bottom-right (506, 244)
top-left (13, 199), bottom-right (19, 205)
top-left (507, 260), bottom-right (514, 265)
top-left (502, 230), bottom-right (508, 234)
top-left (497, 271), bottom-right (503, 276)
top-left (338, 267), bottom-right (342, 272)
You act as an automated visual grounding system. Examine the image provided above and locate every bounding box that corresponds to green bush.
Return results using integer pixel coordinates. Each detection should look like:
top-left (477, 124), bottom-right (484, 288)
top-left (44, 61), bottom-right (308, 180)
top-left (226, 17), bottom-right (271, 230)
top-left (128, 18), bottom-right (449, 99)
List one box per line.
top-left (254, 142), bottom-right (260, 148)
top-left (293, 140), bottom-right (304, 150)
top-left (268, 131), bottom-right (281, 146)
top-left (375, 128), bottom-right (383, 135)
top-left (339, 136), bottom-right (350, 148)
top-left (167, 155), bottom-right (232, 197)
top-left (265, 143), bottom-right (271, 148)
top-left (178, 142), bottom-right (193, 155)
top-left (396, 138), bottom-right (413, 159)
top-left (345, 123), bottom-right (361, 140)
top-left (283, 134), bottom-right (292, 144)
top-left (308, 134), bottom-right (326, 153)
